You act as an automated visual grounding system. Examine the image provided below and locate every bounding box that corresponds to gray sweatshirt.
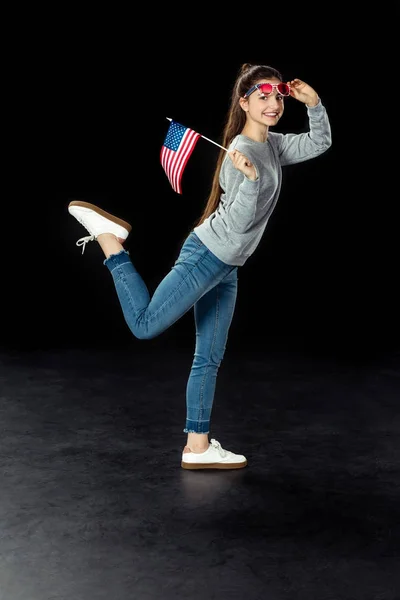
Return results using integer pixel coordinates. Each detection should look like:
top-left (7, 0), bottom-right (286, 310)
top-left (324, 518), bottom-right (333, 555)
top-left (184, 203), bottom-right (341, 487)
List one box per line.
top-left (193, 99), bottom-right (332, 266)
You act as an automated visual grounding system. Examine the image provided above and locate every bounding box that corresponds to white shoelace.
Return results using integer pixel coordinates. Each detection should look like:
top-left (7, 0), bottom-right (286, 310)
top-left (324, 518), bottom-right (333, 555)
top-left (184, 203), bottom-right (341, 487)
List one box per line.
top-left (210, 439), bottom-right (227, 457)
top-left (76, 235), bottom-right (95, 255)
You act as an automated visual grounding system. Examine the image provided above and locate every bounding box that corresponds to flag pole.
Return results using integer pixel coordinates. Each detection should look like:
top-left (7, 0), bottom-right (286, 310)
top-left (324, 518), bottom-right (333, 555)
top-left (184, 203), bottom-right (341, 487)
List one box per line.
top-left (166, 117), bottom-right (228, 152)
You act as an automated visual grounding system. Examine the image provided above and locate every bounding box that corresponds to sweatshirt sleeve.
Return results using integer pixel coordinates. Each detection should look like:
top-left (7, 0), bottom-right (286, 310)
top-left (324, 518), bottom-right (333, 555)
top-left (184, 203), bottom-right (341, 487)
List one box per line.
top-left (276, 99), bottom-right (332, 166)
top-left (219, 154), bottom-right (260, 234)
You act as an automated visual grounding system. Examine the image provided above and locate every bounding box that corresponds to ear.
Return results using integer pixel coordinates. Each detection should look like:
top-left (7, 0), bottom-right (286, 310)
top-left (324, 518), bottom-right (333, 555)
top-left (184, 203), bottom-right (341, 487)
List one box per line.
top-left (239, 97), bottom-right (249, 112)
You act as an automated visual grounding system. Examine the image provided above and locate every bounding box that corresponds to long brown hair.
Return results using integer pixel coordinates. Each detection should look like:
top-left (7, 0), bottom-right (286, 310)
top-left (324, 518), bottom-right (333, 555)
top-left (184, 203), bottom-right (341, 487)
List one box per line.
top-left (193, 63), bottom-right (283, 228)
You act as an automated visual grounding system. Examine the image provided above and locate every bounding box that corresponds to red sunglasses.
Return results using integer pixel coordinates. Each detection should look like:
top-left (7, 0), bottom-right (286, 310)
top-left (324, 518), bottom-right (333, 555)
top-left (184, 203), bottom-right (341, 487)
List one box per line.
top-left (244, 82), bottom-right (291, 98)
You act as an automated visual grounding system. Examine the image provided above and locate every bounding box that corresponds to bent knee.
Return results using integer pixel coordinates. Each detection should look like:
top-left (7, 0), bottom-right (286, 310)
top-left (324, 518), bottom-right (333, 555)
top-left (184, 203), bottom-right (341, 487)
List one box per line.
top-left (128, 323), bottom-right (161, 341)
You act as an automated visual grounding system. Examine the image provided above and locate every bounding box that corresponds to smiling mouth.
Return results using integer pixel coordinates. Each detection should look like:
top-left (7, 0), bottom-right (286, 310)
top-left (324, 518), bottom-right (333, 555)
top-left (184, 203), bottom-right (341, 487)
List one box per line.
top-left (264, 113), bottom-right (279, 118)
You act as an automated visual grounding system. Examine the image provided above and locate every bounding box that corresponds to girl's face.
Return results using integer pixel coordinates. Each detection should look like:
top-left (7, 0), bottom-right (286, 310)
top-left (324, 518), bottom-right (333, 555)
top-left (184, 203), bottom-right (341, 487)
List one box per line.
top-left (242, 78), bottom-right (286, 126)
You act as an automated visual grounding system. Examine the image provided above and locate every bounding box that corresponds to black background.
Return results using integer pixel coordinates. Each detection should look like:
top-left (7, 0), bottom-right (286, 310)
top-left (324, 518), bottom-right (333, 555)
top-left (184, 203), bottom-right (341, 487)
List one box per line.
top-left (3, 24), bottom-right (398, 360)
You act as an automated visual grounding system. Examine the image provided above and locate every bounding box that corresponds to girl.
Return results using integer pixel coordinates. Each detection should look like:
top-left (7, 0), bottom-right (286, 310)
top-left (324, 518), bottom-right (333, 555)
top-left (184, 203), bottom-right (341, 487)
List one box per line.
top-left (68, 63), bottom-right (332, 470)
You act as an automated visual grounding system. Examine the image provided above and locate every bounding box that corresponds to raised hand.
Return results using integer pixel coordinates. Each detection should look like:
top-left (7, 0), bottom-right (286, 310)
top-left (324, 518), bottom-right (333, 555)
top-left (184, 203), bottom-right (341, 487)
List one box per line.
top-left (287, 78), bottom-right (319, 107)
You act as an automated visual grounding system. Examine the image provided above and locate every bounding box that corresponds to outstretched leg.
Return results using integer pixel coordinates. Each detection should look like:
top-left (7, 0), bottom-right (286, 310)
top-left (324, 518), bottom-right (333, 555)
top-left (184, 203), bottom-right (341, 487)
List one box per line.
top-left (103, 233), bottom-right (235, 339)
top-left (68, 200), bottom-right (235, 339)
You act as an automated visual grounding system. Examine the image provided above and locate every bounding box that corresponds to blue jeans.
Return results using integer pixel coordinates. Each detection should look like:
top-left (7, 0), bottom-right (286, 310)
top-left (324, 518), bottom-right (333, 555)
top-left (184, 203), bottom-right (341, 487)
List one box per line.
top-left (104, 232), bottom-right (238, 434)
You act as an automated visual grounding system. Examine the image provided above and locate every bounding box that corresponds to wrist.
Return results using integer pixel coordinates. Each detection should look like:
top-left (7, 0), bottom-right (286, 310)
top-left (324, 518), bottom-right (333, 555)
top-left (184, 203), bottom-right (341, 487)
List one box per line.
top-left (306, 96), bottom-right (320, 108)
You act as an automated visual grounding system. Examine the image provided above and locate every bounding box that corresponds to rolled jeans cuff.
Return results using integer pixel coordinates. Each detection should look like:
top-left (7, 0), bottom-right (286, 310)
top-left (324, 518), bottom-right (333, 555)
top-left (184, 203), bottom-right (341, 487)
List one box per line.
top-left (103, 249), bottom-right (130, 271)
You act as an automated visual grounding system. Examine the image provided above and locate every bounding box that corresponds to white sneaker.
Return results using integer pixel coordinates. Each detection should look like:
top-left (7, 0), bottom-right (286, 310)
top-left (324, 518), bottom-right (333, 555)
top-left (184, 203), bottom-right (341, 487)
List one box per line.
top-left (68, 200), bottom-right (132, 254)
top-left (181, 438), bottom-right (247, 470)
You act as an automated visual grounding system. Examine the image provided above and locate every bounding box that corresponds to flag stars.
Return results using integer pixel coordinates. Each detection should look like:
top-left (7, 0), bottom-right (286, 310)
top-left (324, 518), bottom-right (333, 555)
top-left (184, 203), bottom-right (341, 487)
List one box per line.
top-left (164, 121), bottom-right (186, 152)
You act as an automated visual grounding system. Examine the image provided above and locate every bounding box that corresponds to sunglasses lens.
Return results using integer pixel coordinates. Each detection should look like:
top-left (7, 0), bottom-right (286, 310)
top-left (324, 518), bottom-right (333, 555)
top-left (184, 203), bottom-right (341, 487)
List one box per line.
top-left (259, 84), bottom-right (273, 95)
top-left (278, 83), bottom-right (290, 96)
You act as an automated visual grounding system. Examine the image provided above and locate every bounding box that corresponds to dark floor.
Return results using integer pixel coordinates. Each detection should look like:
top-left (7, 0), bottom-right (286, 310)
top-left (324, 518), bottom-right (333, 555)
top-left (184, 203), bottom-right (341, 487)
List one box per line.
top-left (1, 341), bottom-right (399, 600)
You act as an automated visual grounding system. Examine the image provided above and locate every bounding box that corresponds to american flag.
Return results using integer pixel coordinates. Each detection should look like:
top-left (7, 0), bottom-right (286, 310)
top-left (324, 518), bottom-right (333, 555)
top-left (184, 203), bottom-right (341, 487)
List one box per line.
top-left (160, 120), bottom-right (201, 194)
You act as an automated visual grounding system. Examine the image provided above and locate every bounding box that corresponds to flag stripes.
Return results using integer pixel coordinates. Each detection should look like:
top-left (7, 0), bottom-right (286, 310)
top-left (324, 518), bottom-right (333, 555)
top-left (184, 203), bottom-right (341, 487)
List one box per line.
top-left (160, 121), bottom-right (201, 194)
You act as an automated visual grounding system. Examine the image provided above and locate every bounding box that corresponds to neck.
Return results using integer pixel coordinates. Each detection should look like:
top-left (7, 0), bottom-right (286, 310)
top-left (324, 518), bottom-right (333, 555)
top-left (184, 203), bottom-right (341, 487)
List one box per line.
top-left (241, 123), bottom-right (269, 143)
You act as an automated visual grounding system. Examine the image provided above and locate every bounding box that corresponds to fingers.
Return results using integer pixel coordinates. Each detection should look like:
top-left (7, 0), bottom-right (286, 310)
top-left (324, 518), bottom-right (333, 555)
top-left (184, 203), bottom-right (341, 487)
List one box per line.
top-left (287, 78), bottom-right (303, 87)
top-left (228, 150), bottom-right (255, 180)
top-left (228, 150), bottom-right (236, 163)
top-left (229, 149), bottom-right (247, 160)
top-left (229, 150), bottom-right (253, 168)
top-left (228, 149), bottom-right (242, 164)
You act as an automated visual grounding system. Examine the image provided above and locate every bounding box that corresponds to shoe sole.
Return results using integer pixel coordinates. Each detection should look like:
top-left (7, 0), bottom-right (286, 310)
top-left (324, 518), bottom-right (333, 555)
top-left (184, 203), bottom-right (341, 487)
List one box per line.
top-left (68, 200), bottom-right (132, 233)
top-left (181, 460), bottom-right (247, 470)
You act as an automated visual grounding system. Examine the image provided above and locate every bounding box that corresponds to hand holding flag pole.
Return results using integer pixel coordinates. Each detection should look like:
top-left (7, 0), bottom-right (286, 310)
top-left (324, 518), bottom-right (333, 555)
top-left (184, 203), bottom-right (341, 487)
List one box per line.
top-left (161, 118), bottom-right (228, 194)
